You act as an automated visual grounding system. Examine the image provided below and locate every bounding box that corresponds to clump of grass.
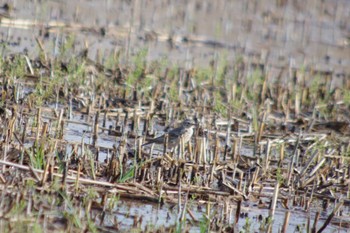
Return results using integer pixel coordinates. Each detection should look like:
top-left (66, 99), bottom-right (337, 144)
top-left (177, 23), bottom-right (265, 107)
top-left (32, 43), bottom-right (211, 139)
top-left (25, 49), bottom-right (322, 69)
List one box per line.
top-left (342, 89), bottom-right (350, 107)
top-left (107, 193), bottom-right (120, 211)
top-left (213, 90), bottom-right (227, 116)
top-left (246, 68), bottom-right (264, 103)
top-left (6, 54), bottom-right (27, 78)
top-left (199, 215), bottom-right (210, 233)
top-left (118, 164), bottom-right (135, 183)
top-left (59, 35), bottom-right (76, 60)
top-left (29, 144), bottom-right (45, 169)
top-left (194, 66), bottom-right (213, 84)
top-left (243, 217), bottom-right (252, 232)
top-left (167, 65), bottom-right (180, 103)
top-left (126, 48), bottom-right (148, 86)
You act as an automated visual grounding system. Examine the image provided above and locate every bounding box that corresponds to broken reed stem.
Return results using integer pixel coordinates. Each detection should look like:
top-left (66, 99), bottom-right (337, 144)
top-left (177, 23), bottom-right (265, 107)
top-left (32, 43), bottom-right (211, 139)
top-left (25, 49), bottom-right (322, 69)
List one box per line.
top-left (35, 107), bottom-right (42, 147)
top-left (102, 111), bottom-right (107, 128)
top-left (0, 159), bottom-right (119, 187)
top-left (300, 150), bottom-right (319, 178)
top-left (137, 138), bottom-right (142, 161)
top-left (28, 164), bottom-right (41, 182)
top-left (251, 166), bottom-right (260, 188)
top-left (213, 134), bottom-right (219, 164)
top-left (257, 111), bottom-right (266, 143)
top-left (35, 37), bottom-right (47, 62)
top-left (133, 106), bottom-right (138, 134)
top-left (75, 159), bottom-right (81, 192)
top-left (1, 128), bottom-right (9, 172)
top-left (179, 191), bottom-right (189, 222)
top-left (156, 166), bottom-right (162, 185)
top-left (93, 111), bottom-right (100, 147)
top-left (232, 136), bottom-right (237, 161)
top-left (309, 157), bottom-right (326, 177)
top-left (311, 211), bottom-right (320, 233)
top-left (207, 137), bottom-right (220, 187)
top-left (8, 107), bottom-right (16, 141)
top-left (235, 200), bottom-right (241, 224)
top-left (195, 137), bottom-right (204, 164)
top-left (143, 114), bottom-right (149, 135)
top-left (206, 202), bottom-right (211, 222)
top-left (122, 110), bottom-right (129, 136)
top-left (287, 130), bottom-right (302, 187)
top-left (269, 181), bottom-right (280, 218)
top-left (178, 173), bottom-right (182, 216)
top-left (278, 142), bottom-right (285, 167)
top-left (186, 207), bottom-right (197, 223)
top-left (41, 149), bottom-right (55, 186)
top-left (40, 122), bottom-right (48, 147)
top-left (265, 139), bottom-right (271, 171)
top-left (317, 200), bottom-right (344, 233)
top-left (281, 211), bottom-right (290, 233)
top-left (55, 109), bottom-right (64, 138)
top-left (163, 133), bottom-right (168, 156)
top-left (61, 160), bottom-right (68, 190)
top-left (68, 94), bottom-right (72, 119)
top-left (224, 117), bottom-right (231, 161)
top-left (19, 120), bottom-right (27, 165)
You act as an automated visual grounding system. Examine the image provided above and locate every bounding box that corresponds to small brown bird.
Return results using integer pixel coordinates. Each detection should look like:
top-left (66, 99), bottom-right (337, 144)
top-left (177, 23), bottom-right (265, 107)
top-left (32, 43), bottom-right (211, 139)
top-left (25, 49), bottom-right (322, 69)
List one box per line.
top-left (142, 119), bottom-right (196, 148)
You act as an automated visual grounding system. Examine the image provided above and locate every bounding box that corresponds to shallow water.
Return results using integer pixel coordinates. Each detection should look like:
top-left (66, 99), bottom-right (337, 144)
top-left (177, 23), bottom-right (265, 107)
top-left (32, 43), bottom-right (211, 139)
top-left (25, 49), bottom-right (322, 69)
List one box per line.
top-left (95, 198), bottom-right (350, 232)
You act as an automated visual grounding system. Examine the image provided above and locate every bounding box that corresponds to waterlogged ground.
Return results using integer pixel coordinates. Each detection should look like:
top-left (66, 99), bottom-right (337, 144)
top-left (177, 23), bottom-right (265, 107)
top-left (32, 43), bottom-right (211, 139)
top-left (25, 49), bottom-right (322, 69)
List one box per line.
top-left (0, 0), bottom-right (350, 232)
top-left (0, 0), bottom-right (349, 72)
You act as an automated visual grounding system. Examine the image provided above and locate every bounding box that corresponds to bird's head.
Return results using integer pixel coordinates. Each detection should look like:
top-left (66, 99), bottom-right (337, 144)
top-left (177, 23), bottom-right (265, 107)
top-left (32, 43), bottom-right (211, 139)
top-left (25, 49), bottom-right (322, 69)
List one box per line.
top-left (182, 119), bottom-right (196, 128)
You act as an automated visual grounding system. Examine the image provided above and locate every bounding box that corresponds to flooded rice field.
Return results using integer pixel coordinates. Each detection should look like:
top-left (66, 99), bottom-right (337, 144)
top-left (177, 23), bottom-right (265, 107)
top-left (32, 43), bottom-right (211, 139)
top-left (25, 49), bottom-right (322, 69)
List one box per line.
top-left (0, 0), bottom-right (350, 232)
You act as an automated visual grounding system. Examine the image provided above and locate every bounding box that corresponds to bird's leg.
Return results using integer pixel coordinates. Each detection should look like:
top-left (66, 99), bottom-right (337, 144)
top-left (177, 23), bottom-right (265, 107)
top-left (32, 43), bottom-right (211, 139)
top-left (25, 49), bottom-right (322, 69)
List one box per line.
top-left (150, 143), bottom-right (154, 157)
top-left (162, 133), bottom-right (168, 156)
top-left (179, 135), bottom-right (185, 160)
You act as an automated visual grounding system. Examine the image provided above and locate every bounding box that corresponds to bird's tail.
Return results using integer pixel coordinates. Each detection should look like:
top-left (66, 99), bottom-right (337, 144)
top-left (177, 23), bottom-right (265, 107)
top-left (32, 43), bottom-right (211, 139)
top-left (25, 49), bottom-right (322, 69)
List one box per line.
top-left (141, 142), bottom-right (153, 147)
